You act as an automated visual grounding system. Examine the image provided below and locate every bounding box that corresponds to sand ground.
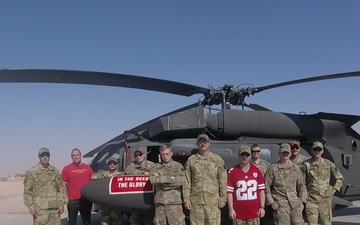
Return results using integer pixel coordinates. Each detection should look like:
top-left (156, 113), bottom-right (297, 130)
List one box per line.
top-left (0, 179), bottom-right (359, 224)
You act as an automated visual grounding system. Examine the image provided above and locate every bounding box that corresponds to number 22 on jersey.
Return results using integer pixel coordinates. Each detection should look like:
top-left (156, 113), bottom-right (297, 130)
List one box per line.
top-left (235, 180), bottom-right (258, 200)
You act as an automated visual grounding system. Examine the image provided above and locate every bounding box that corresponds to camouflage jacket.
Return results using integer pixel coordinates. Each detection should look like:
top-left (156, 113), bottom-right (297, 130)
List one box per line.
top-left (149, 160), bottom-right (184, 204)
top-left (125, 160), bottom-right (155, 175)
top-left (23, 163), bottom-right (67, 210)
top-left (92, 170), bottom-right (125, 180)
top-left (301, 158), bottom-right (343, 203)
top-left (183, 152), bottom-right (227, 204)
top-left (264, 161), bottom-right (307, 208)
top-left (252, 158), bottom-right (270, 177)
top-left (291, 154), bottom-right (308, 166)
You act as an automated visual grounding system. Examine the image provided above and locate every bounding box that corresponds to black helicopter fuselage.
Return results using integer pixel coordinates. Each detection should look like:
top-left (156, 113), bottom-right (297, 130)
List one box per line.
top-left (82, 106), bottom-right (360, 212)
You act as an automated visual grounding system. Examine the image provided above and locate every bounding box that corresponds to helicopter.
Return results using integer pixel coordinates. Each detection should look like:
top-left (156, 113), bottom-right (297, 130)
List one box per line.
top-left (1, 69), bottom-right (360, 215)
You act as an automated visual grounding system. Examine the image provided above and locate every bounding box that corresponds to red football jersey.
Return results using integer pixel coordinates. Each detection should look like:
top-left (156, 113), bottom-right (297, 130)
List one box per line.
top-left (227, 164), bottom-right (265, 220)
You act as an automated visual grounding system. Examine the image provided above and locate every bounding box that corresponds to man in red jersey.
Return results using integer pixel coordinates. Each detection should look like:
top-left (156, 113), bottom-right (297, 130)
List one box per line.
top-left (227, 145), bottom-right (266, 225)
top-left (62, 148), bottom-right (94, 225)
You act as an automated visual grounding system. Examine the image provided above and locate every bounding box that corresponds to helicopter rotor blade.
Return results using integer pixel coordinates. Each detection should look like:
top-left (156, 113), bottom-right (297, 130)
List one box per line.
top-left (255, 71), bottom-right (360, 93)
top-left (0, 69), bottom-right (209, 97)
top-left (245, 103), bottom-right (271, 111)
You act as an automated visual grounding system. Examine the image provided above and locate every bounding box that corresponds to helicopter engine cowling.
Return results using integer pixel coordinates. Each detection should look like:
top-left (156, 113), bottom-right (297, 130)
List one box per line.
top-left (207, 110), bottom-right (300, 138)
top-left (146, 106), bottom-right (330, 141)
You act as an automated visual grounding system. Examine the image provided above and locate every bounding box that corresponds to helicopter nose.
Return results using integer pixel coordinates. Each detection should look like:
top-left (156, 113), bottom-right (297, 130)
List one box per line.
top-left (81, 177), bottom-right (155, 212)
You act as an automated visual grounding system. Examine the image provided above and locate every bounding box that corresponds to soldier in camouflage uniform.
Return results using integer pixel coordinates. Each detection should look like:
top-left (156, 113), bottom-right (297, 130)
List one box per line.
top-left (149, 144), bottom-right (185, 225)
top-left (301, 141), bottom-right (343, 225)
top-left (264, 143), bottom-right (307, 225)
top-left (183, 134), bottom-right (227, 225)
top-left (250, 144), bottom-right (271, 225)
top-left (125, 147), bottom-right (155, 225)
top-left (23, 147), bottom-right (67, 225)
top-left (92, 157), bottom-right (125, 225)
top-left (251, 144), bottom-right (270, 177)
top-left (289, 141), bottom-right (308, 166)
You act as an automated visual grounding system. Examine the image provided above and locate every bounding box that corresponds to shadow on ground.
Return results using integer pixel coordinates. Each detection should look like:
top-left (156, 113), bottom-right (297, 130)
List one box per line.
top-left (61, 213), bottom-right (134, 225)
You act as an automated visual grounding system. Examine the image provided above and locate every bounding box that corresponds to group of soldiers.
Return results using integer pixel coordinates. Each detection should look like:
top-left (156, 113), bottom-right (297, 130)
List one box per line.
top-left (228, 140), bottom-right (343, 225)
top-left (23, 135), bottom-right (344, 225)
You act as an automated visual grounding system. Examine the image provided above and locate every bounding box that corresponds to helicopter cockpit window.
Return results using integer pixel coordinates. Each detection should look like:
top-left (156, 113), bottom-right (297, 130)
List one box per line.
top-left (89, 143), bottom-right (122, 173)
top-left (260, 148), bottom-right (271, 163)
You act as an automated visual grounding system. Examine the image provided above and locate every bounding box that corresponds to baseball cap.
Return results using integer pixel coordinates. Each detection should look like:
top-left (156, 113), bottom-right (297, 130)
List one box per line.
top-left (312, 141), bottom-right (323, 150)
top-left (197, 134), bottom-right (210, 142)
top-left (279, 143), bottom-right (291, 153)
top-left (290, 141), bottom-right (300, 147)
top-left (106, 157), bottom-right (118, 164)
top-left (38, 147), bottom-right (50, 156)
top-left (133, 147), bottom-right (147, 154)
top-left (238, 145), bottom-right (251, 155)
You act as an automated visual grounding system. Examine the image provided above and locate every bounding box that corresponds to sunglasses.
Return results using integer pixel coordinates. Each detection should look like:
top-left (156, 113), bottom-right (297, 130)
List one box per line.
top-left (134, 153), bottom-right (143, 158)
top-left (312, 148), bottom-right (322, 152)
top-left (108, 162), bottom-right (117, 165)
top-left (291, 147), bottom-right (299, 150)
top-left (240, 153), bottom-right (250, 157)
top-left (251, 150), bottom-right (260, 153)
top-left (40, 152), bottom-right (50, 157)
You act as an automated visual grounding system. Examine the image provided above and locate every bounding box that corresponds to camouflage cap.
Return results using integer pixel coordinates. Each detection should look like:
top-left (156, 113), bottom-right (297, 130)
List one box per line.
top-left (279, 143), bottom-right (291, 153)
top-left (106, 157), bottom-right (118, 164)
top-left (197, 134), bottom-right (210, 142)
top-left (290, 141), bottom-right (300, 147)
top-left (38, 147), bottom-right (50, 156)
top-left (238, 145), bottom-right (251, 155)
top-left (133, 147), bottom-right (147, 154)
top-left (312, 141), bottom-right (323, 150)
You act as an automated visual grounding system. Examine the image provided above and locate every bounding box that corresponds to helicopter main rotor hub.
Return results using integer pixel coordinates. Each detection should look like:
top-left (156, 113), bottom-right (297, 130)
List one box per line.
top-left (202, 85), bottom-right (257, 107)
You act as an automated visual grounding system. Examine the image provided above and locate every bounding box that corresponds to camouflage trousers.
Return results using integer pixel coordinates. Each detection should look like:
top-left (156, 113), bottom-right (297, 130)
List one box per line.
top-left (232, 218), bottom-right (259, 225)
top-left (101, 209), bottom-right (123, 225)
top-left (33, 209), bottom-right (61, 225)
top-left (189, 203), bottom-right (221, 225)
top-left (305, 198), bottom-right (332, 225)
top-left (130, 212), bottom-right (154, 225)
top-left (154, 203), bottom-right (185, 225)
top-left (273, 203), bottom-right (304, 225)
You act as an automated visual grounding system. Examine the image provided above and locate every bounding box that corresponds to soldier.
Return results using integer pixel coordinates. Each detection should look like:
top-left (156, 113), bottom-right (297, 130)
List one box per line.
top-left (125, 147), bottom-right (155, 225)
top-left (227, 145), bottom-right (266, 225)
top-left (250, 144), bottom-right (272, 225)
top-left (301, 141), bottom-right (343, 225)
top-left (183, 134), bottom-right (227, 225)
top-left (251, 144), bottom-right (270, 177)
top-left (61, 148), bottom-right (93, 225)
top-left (92, 157), bottom-right (125, 225)
top-left (264, 143), bottom-right (306, 225)
top-left (149, 144), bottom-right (185, 225)
top-left (23, 147), bottom-right (67, 225)
top-left (289, 141), bottom-right (308, 166)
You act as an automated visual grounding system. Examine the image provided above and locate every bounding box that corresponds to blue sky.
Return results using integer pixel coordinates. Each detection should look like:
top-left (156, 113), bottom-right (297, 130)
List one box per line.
top-left (1, 1), bottom-right (360, 173)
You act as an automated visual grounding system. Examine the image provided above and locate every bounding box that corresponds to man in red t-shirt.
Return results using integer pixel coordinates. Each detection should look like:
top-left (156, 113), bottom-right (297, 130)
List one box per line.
top-left (227, 145), bottom-right (266, 225)
top-left (62, 148), bottom-right (94, 225)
